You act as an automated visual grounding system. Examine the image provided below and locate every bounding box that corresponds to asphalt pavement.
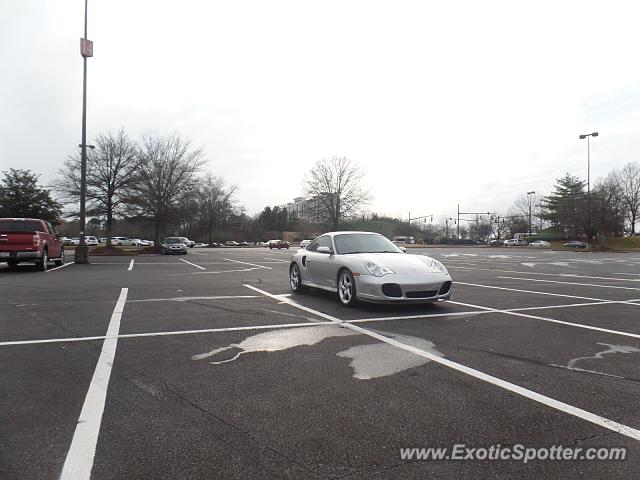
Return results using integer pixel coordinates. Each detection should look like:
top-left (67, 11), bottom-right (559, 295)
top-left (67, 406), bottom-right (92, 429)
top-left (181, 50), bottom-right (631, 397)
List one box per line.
top-left (1, 246), bottom-right (640, 479)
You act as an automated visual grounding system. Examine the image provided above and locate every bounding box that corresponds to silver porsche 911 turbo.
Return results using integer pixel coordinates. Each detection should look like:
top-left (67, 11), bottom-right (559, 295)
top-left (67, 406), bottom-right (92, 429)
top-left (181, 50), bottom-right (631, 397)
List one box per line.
top-left (289, 231), bottom-right (452, 306)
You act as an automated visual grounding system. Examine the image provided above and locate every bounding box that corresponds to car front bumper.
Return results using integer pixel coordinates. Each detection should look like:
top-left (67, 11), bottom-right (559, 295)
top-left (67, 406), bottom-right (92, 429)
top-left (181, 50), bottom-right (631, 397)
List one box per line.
top-left (355, 272), bottom-right (453, 303)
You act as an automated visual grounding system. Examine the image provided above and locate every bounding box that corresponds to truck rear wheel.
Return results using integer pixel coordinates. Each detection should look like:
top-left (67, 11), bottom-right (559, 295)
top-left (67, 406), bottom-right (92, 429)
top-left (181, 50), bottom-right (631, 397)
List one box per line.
top-left (36, 249), bottom-right (48, 271)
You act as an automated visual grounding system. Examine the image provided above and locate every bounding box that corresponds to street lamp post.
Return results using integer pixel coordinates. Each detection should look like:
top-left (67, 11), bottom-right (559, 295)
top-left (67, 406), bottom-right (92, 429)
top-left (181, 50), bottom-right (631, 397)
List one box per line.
top-left (77, 0), bottom-right (93, 264)
top-left (527, 191), bottom-right (536, 242)
top-left (579, 132), bottom-right (599, 248)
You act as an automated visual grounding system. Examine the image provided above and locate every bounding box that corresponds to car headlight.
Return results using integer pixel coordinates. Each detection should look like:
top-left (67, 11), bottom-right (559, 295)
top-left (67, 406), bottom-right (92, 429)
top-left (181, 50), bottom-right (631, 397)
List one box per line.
top-left (365, 261), bottom-right (394, 277)
top-left (427, 258), bottom-right (448, 274)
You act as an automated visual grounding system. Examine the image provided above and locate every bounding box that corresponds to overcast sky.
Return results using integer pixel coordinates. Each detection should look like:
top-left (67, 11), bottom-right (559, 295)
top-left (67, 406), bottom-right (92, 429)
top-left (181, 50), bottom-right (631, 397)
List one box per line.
top-left (2, 0), bottom-right (640, 220)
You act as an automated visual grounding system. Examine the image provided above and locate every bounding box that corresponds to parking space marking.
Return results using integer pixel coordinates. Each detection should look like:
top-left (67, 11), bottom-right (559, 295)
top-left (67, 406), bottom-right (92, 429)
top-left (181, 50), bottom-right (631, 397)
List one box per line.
top-left (0, 320), bottom-right (334, 346)
top-left (449, 300), bottom-right (640, 340)
top-left (244, 284), bottom-right (640, 441)
top-left (46, 261), bottom-right (74, 272)
top-left (179, 258), bottom-right (206, 270)
top-left (498, 276), bottom-right (640, 292)
top-left (59, 288), bottom-right (128, 480)
top-left (224, 258), bottom-right (272, 269)
top-left (452, 265), bottom-right (640, 283)
top-left (127, 259), bottom-right (134, 271)
top-left (128, 295), bottom-right (260, 303)
top-left (456, 281), bottom-right (605, 302)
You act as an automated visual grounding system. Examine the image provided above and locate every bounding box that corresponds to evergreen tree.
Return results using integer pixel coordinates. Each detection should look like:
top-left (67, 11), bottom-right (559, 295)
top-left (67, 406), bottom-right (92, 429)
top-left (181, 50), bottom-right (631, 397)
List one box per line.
top-left (0, 169), bottom-right (62, 222)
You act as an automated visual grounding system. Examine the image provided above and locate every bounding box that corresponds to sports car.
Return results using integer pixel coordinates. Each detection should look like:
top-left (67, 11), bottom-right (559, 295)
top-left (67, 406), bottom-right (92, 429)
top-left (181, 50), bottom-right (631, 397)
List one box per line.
top-left (289, 231), bottom-right (452, 306)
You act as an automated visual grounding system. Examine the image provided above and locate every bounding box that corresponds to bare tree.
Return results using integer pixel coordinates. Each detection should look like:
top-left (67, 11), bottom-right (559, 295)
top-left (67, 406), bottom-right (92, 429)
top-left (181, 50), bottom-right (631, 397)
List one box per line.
top-left (194, 174), bottom-right (237, 245)
top-left (304, 156), bottom-right (371, 229)
top-left (56, 128), bottom-right (139, 245)
top-left (125, 134), bottom-right (206, 243)
top-left (615, 162), bottom-right (640, 235)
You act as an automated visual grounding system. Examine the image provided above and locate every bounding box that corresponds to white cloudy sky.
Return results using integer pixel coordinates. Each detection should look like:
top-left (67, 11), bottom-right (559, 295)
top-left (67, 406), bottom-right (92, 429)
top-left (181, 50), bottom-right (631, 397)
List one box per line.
top-left (2, 0), bottom-right (640, 219)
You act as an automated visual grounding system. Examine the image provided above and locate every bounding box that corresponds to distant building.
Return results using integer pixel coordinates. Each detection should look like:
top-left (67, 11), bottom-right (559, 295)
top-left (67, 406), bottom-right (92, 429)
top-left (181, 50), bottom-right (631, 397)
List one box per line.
top-left (281, 195), bottom-right (331, 224)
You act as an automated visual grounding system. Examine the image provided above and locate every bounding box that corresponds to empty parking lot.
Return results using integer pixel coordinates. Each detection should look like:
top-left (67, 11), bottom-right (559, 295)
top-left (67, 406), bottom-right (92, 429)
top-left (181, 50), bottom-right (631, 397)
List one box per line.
top-left (2, 247), bottom-right (639, 479)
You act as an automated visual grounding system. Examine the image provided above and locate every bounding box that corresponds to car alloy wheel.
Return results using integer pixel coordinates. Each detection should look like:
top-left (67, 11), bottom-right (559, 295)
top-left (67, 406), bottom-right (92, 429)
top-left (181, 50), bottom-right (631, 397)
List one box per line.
top-left (289, 263), bottom-right (304, 293)
top-left (337, 269), bottom-right (356, 306)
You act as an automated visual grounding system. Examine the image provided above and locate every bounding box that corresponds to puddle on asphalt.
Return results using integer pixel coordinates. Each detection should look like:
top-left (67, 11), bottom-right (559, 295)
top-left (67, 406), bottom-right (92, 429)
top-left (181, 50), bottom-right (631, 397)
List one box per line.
top-left (336, 334), bottom-right (444, 379)
top-left (191, 325), bottom-right (443, 379)
top-left (567, 343), bottom-right (640, 368)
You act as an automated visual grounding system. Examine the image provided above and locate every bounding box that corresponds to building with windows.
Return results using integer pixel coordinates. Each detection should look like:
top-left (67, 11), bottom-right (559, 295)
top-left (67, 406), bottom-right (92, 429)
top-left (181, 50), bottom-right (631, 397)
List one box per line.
top-left (281, 195), bottom-right (331, 224)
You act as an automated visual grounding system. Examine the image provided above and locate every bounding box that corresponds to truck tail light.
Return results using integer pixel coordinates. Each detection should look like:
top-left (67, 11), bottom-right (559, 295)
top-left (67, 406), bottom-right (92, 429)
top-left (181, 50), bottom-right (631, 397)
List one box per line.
top-left (33, 234), bottom-right (40, 246)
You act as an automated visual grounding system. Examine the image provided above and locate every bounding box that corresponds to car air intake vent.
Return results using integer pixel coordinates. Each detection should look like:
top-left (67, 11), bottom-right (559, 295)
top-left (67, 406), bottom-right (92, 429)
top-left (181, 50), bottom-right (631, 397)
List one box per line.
top-left (406, 290), bottom-right (438, 299)
top-left (438, 281), bottom-right (452, 296)
top-left (382, 283), bottom-right (402, 297)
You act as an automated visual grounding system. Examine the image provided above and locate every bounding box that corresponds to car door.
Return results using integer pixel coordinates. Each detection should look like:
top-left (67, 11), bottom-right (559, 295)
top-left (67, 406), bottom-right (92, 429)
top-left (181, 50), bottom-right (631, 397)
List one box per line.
top-left (305, 235), bottom-right (337, 288)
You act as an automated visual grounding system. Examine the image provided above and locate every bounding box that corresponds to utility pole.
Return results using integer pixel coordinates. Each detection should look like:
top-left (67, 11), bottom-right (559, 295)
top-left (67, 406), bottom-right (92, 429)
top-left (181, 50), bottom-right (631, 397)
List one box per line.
top-left (579, 132), bottom-right (599, 248)
top-left (77, 0), bottom-right (93, 264)
top-left (527, 191), bottom-right (536, 242)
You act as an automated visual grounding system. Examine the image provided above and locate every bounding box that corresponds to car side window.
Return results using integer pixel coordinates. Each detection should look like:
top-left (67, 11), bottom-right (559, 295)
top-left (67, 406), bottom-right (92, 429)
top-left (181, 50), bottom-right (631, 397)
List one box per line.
top-left (306, 239), bottom-right (320, 252)
top-left (317, 236), bottom-right (333, 251)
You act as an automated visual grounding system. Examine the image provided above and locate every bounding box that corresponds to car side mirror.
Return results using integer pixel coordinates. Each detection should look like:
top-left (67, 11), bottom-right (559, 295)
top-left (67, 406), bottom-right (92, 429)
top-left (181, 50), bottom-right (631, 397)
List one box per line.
top-left (399, 247), bottom-right (407, 252)
top-left (317, 246), bottom-right (332, 254)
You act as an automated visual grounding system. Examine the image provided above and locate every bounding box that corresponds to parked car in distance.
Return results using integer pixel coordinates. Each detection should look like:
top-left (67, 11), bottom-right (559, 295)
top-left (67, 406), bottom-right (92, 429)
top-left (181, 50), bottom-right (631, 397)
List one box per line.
top-left (194, 242), bottom-right (207, 248)
top-left (0, 217), bottom-right (65, 270)
top-left (161, 237), bottom-right (188, 255)
top-left (504, 238), bottom-right (528, 246)
top-left (299, 239), bottom-right (313, 249)
top-left (563, 240), bottom-right (587, 248)
top-left (60, 236), bottom-right (73, 246)
top-left (225, 240), bottom-right (239, 247)
top-left (268, 239), bottom-right (289, 249)
top-left (85, 235), bottom-right (99, 246)
top-left (529, 240), bottom-right (550, 248)
top-left (111, 236), bottom-right (137, 246)
top-left (488, 239), bottom-right (501, 246)
top-left (180, 237), bottom-right (195, 248)
top-left (239, 241), bottom-right (251, 246)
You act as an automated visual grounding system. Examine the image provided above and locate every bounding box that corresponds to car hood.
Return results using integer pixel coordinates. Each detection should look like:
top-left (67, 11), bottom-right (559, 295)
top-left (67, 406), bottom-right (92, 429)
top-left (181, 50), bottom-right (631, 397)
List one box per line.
top-left (348, 253), bottom-right (443, 275)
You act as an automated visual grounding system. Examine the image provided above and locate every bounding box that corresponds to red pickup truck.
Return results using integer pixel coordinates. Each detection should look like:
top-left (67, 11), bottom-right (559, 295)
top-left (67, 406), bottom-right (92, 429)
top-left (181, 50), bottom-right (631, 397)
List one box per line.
top-left (0, 218), bottom-right (65, 271)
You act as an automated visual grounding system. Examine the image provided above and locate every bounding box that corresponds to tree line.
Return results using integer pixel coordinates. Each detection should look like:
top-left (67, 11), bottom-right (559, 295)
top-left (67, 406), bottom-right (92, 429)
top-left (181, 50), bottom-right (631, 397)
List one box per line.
top-left (56, 129), bottom-right (237, 245)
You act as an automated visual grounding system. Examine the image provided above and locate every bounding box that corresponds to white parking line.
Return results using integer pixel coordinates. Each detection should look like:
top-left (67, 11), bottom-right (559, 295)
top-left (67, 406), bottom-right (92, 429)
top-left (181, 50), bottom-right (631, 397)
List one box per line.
top-left (46, 261), bottom-right (74, 272)
top-left (244, 284), bottom-right (640, 441)
top-left (456, 281), bottom-right (605, 302)
top-left (127, 259), bottom-right (134, 271)
top-left (128, 295), bottom-right (259, 303)
top-left (224, 258), bottom-right (272, 269)
top-left (179, 258), bottom-right (205, 270)
top-left (448, 300), bottom-right (640, 339)
top-left (0, 320), bottom-right (334, 346)
top-left (451, 265), bottom-right (640, 283)
top-left (59, 288), bottom-right (128, 480)
top-left (498, 276), bottom-right (640, 292)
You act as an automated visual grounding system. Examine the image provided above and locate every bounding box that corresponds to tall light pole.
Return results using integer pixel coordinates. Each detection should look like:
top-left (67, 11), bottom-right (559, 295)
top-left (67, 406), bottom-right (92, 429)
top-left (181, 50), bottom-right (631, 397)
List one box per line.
top-left (527, 191), bottom-right (536, 242)
top-left (579, 132), bottom-right (599, 248)
top-left (77, 0), bottom-right (94, 264)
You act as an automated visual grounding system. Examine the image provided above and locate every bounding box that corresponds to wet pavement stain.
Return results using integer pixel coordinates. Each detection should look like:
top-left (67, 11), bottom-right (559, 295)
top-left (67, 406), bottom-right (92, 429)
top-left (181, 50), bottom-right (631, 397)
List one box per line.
top-left (191, 325), bottom-right (444, 379)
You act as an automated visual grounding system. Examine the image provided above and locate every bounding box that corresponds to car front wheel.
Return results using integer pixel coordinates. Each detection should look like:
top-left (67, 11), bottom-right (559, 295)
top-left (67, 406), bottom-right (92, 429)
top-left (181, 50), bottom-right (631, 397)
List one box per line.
top-left (290, 262), bottom-right (305, 293)
top-left (337, 269), bottom-right (357, 306)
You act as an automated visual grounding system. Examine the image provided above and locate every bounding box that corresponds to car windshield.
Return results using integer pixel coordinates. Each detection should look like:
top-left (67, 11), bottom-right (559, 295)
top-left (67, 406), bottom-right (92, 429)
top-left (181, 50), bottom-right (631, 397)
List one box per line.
top-left (165, 238), bottom-right (183, 244)
top-left (333, 234), bottom-right (402, 255)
